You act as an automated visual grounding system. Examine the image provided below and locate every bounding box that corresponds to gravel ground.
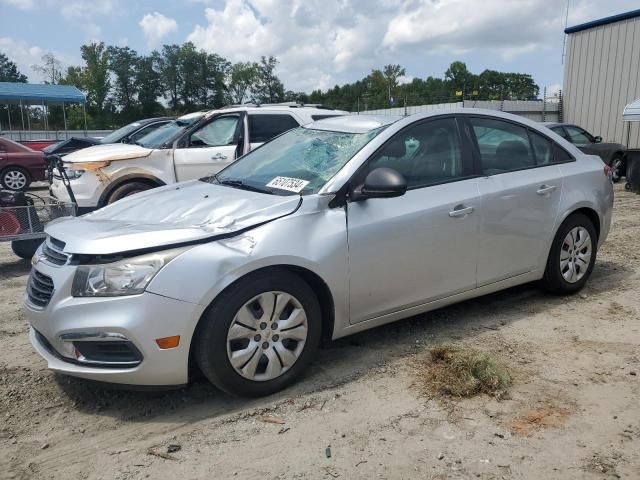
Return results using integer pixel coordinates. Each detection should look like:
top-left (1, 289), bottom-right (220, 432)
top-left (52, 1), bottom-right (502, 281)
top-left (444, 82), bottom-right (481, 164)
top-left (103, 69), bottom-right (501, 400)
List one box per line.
top-left (1, 183), bottom-right (639, 480)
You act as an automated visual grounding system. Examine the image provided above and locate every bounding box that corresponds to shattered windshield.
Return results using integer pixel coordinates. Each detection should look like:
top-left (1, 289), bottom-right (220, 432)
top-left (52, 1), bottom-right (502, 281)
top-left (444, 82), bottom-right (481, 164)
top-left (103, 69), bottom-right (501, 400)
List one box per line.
top-left (209, 126), bottom-right (385, 195)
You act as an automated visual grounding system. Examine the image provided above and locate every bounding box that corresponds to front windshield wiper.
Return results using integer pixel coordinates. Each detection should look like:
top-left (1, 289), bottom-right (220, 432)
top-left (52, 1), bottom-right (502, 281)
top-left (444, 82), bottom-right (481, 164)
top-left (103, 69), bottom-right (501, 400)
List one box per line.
top-left (216, 178), bottom-right (274, 195)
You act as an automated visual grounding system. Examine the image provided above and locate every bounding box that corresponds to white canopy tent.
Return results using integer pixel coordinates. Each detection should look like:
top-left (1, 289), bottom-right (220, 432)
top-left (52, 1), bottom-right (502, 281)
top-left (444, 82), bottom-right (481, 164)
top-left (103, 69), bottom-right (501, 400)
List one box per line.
top-left (623, 98), bottom-right (640, 122)
top-left (623, 98), bottom-right (640, 147)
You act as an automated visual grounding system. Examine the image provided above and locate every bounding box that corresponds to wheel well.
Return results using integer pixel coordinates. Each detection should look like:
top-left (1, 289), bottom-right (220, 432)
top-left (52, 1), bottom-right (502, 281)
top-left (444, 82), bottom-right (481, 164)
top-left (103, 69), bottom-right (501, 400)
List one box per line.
top-left (284, 265), bottom-right (336, 342)
top-left (186, 264), bottom-right (336, 380)
top-left (99, 175), bottom-right (165, 207)
top-left (569, 207), bottom-right (600, 240)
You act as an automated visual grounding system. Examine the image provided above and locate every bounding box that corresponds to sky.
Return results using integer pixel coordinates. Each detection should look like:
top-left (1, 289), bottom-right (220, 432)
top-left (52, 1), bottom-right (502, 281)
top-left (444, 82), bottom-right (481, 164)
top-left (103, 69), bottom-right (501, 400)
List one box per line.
top-left (0, 0), bottom-right (636, 97)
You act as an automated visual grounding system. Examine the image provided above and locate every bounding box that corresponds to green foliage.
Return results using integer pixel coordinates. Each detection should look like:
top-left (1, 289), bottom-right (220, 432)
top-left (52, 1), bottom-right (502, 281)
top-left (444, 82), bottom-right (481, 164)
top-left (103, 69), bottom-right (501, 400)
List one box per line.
top-left (2, 43), bottom-right (541, 129)
top-left (0, 53), bottom-right (27, 82)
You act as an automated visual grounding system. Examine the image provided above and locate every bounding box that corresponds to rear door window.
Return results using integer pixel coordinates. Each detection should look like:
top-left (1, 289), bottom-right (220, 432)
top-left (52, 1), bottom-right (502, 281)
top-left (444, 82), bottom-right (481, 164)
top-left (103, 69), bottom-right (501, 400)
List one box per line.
top-left (469, 118), bottom-right (535, 174)
top-left (248, 114), bottom-right (299, 143)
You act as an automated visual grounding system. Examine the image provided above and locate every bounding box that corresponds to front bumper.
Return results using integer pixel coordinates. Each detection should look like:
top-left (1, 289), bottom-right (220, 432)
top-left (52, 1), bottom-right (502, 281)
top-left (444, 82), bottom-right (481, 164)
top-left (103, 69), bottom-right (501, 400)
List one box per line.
top-left (50, 171), bottom-right (104, 210)
top-left (25, 260), bottom-right (206, 386)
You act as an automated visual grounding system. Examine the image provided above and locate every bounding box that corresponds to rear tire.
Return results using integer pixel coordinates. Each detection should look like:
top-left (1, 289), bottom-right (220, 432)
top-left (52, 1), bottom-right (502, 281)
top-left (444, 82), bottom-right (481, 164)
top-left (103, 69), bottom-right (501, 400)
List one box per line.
top-left (541, 213), bottom-right (597, 294)
top-left (106, 181), bottom-right (154, 204)
top-left (1, 167), bottom-right (31, 191)
top-left (609, 154), bottom-right (625, 183)
top-left (194, 269), bottom-right (322, 397)
top-left (11, 239), bottom-right (43, 260)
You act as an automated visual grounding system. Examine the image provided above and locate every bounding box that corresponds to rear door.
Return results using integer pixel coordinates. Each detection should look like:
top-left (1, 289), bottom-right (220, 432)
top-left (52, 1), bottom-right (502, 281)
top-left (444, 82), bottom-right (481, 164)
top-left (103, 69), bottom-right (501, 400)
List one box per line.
top-left (173, 113), bottom-right (246, 181)
top-left (248, 113), bottom-right (300, 150)
top-left (465, 116), bottom-right (566, 285)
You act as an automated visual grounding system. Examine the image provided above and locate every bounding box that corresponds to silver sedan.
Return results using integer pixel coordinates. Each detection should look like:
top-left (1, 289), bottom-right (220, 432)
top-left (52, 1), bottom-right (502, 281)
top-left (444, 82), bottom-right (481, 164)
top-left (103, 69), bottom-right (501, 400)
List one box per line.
top-left (25, 109), bottom-right (613, 396)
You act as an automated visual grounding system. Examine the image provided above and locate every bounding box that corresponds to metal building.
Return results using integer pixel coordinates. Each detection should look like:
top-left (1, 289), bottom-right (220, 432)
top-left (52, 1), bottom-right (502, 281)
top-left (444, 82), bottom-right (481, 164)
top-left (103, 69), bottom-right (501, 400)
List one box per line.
top-left (563, 9), bottom-right (640, 148)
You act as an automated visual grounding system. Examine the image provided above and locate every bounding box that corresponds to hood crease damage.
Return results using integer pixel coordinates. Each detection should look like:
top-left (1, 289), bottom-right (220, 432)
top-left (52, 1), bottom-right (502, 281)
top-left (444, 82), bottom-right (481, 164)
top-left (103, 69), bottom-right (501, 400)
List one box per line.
top-left (46, 181), bottom-right (303, 255)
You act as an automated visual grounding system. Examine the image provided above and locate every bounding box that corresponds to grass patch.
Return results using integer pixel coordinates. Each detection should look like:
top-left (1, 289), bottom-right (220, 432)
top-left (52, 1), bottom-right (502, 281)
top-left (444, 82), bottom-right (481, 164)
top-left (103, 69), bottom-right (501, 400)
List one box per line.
top-left (415, 344), bottom-right (512, 398)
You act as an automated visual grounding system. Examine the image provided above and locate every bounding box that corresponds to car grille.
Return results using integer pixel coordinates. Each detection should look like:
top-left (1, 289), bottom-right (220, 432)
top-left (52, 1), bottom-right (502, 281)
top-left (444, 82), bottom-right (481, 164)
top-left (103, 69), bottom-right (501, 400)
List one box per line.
top-left (42, 237), bottom-right (69, 266)
top-left (27, 270), bottom-right (54, 308)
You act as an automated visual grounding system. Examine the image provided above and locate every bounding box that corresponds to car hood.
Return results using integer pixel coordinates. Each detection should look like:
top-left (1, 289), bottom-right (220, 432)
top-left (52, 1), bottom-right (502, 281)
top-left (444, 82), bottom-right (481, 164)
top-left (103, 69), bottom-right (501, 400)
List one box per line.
top-left (45, 181), bottom-right (301, 255)
top-left (62, 143), bottom-right (153, 163)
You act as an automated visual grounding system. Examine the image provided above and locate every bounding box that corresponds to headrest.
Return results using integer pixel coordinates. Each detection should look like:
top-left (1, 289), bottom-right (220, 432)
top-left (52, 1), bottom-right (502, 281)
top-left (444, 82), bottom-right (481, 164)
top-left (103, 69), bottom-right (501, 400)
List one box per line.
top-left (383, 137), bottom-right (407, 158)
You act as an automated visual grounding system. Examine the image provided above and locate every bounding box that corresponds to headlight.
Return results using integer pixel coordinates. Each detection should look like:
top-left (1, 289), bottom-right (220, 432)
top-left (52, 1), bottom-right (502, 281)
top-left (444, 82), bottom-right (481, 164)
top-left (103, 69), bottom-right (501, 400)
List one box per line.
top-left (71, 247), bottom-right (189, 297)
top-left (64, 168), bottom-right (85, 180)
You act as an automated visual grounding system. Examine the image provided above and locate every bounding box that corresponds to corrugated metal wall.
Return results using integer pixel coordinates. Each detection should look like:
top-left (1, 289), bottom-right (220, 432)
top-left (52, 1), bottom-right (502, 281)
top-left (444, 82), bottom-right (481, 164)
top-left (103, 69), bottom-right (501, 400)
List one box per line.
top-left (564, 16), bottom-right (640, 148)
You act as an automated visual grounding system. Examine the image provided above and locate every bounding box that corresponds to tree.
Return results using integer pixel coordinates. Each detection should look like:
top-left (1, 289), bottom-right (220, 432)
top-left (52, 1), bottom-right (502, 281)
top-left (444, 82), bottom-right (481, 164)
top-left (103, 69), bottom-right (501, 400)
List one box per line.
top-left (158, 44), bottom-right (182, 111)
top-left (227, 62), bottom-right (259, 104)
top-left (107, 46), bottom-right (139, 118)
top-left (32, 53), bottom-right (63, 84)
top-left (444, 61), bottom-right (475, 97)
top-left (135, 53), bottom-right (163, 117)
top-left (254, 56), bottom-right (284, 104)
top-left (80, 43), bottom-right (111, 119)
top-left (382, 64), bottom-right (406, 105)
top-left (202, 52), bottom-right (230, 108)
top-left (0, 52), bottom-right (28, 82)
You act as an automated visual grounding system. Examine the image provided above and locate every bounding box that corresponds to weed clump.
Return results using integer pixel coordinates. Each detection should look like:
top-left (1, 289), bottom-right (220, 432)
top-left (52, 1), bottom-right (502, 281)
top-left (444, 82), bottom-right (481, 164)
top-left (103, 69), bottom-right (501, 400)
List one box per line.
top-left (416, 344), bottom-right (512, 398)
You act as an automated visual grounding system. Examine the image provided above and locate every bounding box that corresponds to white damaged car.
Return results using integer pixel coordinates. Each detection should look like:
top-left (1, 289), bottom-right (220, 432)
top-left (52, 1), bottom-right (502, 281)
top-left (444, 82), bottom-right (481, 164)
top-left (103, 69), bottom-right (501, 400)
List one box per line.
top-left (51, 105), bottom-right (346, 213)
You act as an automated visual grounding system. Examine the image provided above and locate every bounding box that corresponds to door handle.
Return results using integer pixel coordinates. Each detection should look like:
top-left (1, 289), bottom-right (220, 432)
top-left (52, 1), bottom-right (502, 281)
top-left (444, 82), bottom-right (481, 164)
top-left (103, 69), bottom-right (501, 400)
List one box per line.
top-left (211, 153), bottom-right (228, 160)
top-left (536, 184), bottom-right (557, 195)
top-left (448, 205), bottom-right (474, 218)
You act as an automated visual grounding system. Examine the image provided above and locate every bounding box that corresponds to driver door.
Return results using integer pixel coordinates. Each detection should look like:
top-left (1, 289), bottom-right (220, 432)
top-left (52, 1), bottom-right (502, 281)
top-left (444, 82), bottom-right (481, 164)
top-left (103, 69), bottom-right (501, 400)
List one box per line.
top-left (173, 113), bottom-right (246, 181)
top-left (346, 117), bottom-right (480, 324)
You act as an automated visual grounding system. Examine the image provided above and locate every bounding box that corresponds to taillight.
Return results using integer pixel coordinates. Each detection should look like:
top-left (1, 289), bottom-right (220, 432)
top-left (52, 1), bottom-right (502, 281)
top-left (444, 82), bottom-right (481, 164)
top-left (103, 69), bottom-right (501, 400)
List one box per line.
top-left (604, 164), bottom-right (613, 180)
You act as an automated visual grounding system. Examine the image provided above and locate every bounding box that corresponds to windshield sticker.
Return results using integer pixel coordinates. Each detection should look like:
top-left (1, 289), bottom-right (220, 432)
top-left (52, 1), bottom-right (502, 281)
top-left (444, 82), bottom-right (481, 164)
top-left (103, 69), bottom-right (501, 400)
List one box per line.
top-left (266, 176), bottom-right (310, 193)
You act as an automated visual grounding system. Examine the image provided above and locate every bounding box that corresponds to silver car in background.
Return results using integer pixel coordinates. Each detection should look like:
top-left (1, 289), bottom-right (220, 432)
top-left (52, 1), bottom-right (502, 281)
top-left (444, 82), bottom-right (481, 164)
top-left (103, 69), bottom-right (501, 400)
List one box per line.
top-left (25, 110), bottom-right (613, 396)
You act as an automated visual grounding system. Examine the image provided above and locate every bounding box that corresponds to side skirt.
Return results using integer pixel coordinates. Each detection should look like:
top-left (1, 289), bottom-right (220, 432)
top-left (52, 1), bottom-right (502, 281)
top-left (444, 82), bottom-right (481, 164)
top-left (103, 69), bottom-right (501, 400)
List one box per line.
top-left (334, 270), bottom-right (542, 339)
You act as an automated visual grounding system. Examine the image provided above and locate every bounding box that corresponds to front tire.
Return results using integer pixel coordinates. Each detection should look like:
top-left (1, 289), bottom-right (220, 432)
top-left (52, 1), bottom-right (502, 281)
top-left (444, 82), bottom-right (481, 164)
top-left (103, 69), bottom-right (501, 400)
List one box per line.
top-left (541, 213), bottom-right (597, 294)
top-left (106, 181), bottom-right (154, 204)
top-left (194, 269), bottom-right (322, 397)
top-left (1, 167), bottom-right (31, 191)
top-left (11, 238), bottom-right (43, 260)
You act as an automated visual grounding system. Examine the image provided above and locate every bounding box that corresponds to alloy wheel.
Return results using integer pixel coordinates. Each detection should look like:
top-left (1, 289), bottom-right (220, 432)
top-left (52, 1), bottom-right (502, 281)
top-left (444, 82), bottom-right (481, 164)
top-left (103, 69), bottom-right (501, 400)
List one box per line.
top-left (226, 291), bottom-right (308, 382)
top-left (560, 226), bottom-right (592, 283)
top-left (3, 170), bottom-right (27, 190)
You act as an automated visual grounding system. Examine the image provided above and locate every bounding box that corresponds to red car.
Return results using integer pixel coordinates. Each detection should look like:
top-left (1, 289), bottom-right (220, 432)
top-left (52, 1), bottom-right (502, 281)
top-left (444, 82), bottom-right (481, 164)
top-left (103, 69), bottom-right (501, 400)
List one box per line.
top-left (0, 138), bottom-right (47, 191)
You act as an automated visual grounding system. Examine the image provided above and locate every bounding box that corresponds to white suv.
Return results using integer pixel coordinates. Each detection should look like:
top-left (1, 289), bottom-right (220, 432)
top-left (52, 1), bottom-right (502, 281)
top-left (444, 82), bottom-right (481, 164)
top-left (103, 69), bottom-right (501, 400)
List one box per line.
top-left (51, 104), bottom-right (347, 212)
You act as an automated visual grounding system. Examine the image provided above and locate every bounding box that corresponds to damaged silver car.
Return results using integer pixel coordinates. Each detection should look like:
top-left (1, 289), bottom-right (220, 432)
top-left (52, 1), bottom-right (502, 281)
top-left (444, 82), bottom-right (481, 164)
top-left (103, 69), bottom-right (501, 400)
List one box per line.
top-left (25, 110), bottom-right (613, 396)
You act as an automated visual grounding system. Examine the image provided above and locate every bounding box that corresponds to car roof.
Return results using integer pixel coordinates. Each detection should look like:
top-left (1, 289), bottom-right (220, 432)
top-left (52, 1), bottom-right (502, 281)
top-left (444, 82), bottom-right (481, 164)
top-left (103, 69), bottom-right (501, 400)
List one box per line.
top-left (305, 114), bottom-right (402, 134)
top-left (177, 111), bottom-right (208, 121)
top-left (137, 116), bottom-right (174, 124)
top-left (200, 104), bottom-right (348, 119)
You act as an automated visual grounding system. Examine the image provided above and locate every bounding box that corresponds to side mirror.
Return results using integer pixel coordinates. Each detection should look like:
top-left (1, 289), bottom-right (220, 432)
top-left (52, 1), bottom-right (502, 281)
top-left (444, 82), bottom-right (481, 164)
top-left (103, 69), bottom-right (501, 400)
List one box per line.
top-left (358, 167), bottom-right (407, 199)
top-left (594, 136), bottom-right (602, 143)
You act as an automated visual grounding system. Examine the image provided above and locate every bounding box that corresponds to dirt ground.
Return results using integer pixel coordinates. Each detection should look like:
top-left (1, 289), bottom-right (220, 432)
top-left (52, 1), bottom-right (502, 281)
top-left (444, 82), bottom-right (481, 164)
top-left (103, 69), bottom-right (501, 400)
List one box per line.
top-left (1, 183), bottom-right (639, 480)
